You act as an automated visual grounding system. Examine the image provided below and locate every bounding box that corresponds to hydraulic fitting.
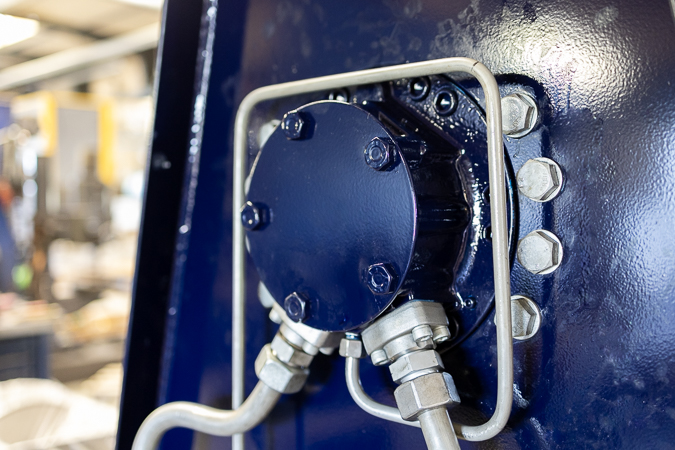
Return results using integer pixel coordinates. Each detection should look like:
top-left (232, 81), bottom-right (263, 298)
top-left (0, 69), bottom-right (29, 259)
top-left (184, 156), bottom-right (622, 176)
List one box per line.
top-left (394, 372), bottom-right (461, 420)
top-left (255, 344), bottom-right (311, 394)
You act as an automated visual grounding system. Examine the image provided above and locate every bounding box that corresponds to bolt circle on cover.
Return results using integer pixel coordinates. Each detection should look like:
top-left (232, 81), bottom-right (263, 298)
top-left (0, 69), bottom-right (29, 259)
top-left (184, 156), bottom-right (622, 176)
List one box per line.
top-left (240, 201), bottom-right (261, 230)
top-left (364, 137), bottom-right (393, 170)
top-left (367, 263), bottom-right (397, 294)
top-left (284, 292), bottom-right (307, 322)
top-left (281, 111), bottom-right (305, 140)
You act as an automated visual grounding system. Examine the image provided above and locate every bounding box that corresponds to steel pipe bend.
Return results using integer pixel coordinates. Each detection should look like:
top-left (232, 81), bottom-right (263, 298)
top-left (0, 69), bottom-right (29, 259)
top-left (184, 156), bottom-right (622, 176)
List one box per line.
top-left (131, 381), bottom-right (281, 450)
top-left (345, 356), bottom-right (421, 428)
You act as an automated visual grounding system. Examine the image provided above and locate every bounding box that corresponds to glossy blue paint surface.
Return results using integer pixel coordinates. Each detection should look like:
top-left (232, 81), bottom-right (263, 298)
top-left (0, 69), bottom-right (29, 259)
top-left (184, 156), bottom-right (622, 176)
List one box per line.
top-left (124, 0), bottom-right (675, 449)
top-left (246, 101), bottom-right (417, 331)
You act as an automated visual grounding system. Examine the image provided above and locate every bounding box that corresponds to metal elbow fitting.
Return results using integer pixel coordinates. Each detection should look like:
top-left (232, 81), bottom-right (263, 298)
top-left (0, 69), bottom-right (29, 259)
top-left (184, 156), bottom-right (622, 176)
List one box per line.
top-left (256, 305), bottom-right (344, 394)
top-left (255, 344), bottom-right (311, 394)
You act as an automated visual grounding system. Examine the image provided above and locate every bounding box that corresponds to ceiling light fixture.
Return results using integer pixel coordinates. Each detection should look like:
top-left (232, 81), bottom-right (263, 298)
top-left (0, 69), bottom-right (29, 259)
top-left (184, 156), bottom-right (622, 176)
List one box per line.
top-left (112, 0), bottom-right (163, 9)
top-left (0, 14), bottom-right (38, 50)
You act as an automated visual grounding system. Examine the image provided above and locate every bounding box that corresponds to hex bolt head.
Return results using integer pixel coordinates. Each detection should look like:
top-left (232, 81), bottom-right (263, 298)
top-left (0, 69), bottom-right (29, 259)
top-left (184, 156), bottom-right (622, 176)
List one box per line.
top-left (517, 157), bottom-right (563, 202)
top-left (240, 201), bottom-right (261, 230)
top-left (281, 111), bottom-right (305, 140)
top-left (501, 92), bottom-right (538, 138)
top-left (510, 295), bottom-right (542, 341)
top-left (364, 137), bottom-right (394, 171)
top-left (366, 263), bottom-right (397, 294)
top-left (284, 292), bottom-right (307, 322)
top-left (517, 229), bottom-right (563, 275)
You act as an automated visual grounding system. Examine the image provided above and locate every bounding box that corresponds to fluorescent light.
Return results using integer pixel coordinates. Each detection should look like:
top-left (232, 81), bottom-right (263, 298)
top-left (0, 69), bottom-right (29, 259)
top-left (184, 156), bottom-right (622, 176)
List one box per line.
top-left (112, 0), bottom-right (163, 9)
top-left (0, 14), bottom-right (38, 50)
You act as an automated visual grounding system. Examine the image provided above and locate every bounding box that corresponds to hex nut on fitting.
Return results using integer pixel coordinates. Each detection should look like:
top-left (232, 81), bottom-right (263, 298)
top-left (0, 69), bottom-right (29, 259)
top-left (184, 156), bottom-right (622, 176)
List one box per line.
top-left (511, 295), bottom-right (542, 341)
top-left (517, 158), bottom-right (563, 202)
top-left (255, 344), bottom-right (309, 394)
top-left (394, 372), bottom-right (461, 420)
top-left (364, 137), bottom-right (394, 171)
top-left (271, 334), bottom-right (314, 368)
top-left (411, 324), bottom-right (434, 349)
top-left (339, 338), bottom-right (366, 359)
top-left (501, 93), bottom-right (538, 138)
top-left (389, 350), bottom-right (444, 384)
top-left (517, 229), bottom-right (563, 275)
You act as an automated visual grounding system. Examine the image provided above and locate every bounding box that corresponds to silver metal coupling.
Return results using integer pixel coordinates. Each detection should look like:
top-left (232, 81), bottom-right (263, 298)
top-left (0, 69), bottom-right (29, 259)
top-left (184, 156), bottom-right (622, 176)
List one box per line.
top-left (256, 299), bottom-right (344, 394)
top-left (394, 372), bottom-right (461, 420)
top-left (255, 330), bottom-right (314, 394)
top-left (361, 301), bottom-right (452, 366)
top-left (360, 301), bottom-right (462, 449)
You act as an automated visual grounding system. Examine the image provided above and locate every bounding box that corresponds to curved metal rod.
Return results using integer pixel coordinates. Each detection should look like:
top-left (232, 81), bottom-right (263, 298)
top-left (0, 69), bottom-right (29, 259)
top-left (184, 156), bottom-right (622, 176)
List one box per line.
top-left (233, 57), bottom-right (512, 442)
top-left (132, 381), bottom-right (281, 450)
top-left (345, 356), bottom-right (421, 428)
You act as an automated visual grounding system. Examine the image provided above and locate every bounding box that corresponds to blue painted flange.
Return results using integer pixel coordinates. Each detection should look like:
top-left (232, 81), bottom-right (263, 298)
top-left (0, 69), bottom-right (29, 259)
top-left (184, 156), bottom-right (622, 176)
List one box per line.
top-left (245, 101), bottom-right (418, 331)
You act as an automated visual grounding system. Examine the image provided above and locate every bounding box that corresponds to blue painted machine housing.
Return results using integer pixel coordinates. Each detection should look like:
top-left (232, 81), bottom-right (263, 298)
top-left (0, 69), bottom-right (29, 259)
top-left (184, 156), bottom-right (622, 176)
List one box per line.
top-left (119, 1), bottom-right (675, 449)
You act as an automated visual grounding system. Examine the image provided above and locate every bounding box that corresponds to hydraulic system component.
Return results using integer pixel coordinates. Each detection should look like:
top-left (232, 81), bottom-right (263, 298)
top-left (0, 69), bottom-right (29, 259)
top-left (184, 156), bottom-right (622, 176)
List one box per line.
top-left (122, 1), bottom-right (675, 449)
top-left (361, 301), bottom-right (462, 449)
top-left (133, 57), bottom-right (513, 450)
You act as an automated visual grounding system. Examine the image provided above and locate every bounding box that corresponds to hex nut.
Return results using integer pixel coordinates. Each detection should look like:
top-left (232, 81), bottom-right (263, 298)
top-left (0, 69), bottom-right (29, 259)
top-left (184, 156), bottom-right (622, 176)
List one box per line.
top-left (281, 111), bottom-right (305, 140)
top-left (389, 350), bottom-right (444, 384)
top-left (240, 201), bottom-right (261, 230)
top-left (511, 295), bottom-right (542, 341)
top-left (394, 372), bottom-right (461, 420)
top-left (366, 263), bottom-right (397, 295)
top-left (517, 158), bottom-right (563, 202)
top-left (364, 137), bottom-right (394, 171)
top-left (501, 93), bottom-right (538, 138)
top-left (517, 229), bottom-right (563, 275)
top-left (255, 344), bottom-right (309, 394)
top-left (339, 338), bottom-right (366, 359)
top-left (284, 292), bottom-right (307, 322)
top-left (271, 334), bottom-right (314, 368)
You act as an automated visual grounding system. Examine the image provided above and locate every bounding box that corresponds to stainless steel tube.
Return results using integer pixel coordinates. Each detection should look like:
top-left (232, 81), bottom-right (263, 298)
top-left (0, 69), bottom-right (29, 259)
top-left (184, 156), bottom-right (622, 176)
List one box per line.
top-left (233, 57), bottom-right (512, 442)
top-left (418, 408), bottom-right (461, 450)
top-left (345, 356), bottom-right (421, 428)
top-left (131, 382), bottom-right (281, 450)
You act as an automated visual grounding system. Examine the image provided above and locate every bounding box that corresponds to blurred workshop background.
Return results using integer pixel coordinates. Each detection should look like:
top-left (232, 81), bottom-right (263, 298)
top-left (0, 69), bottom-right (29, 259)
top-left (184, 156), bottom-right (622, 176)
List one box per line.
top-left (0, 0), bottom-right (161, 447)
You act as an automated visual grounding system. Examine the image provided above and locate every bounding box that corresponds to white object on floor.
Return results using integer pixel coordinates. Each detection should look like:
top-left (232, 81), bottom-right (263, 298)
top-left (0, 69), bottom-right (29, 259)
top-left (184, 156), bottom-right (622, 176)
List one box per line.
top-left (0, 378), bottom-right (118, 450)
